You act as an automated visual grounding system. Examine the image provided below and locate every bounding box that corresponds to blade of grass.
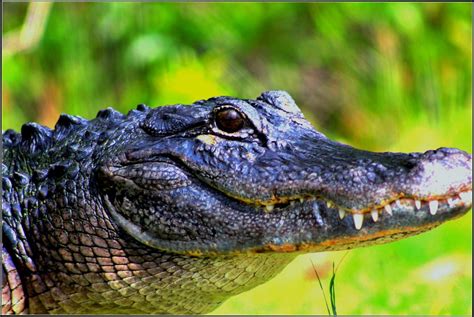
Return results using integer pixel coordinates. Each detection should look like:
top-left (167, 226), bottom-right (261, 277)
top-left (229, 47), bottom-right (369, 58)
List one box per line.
top-left (329, 251), bottom-right (350, 316)
top-left (329, 262), bottom-right (337, 315)
top-left (311, 259), bottom-right (331, 316)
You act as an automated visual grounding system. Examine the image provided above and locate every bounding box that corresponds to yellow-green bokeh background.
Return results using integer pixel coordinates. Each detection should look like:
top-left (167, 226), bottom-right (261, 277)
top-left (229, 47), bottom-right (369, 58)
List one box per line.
top-left (3, 3), bottom-right (472, 315)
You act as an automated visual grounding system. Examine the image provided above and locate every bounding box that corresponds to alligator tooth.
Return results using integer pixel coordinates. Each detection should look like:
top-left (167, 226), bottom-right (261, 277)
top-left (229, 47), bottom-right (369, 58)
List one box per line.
top-left (371, 209), bottom-right (379, 222)
top-left (395, 199), bottom-right (402, 208)
top-left (415, 200), bottom-right (421, 210)
top-left (353, 214), bottom-right (364, 230)
top-left (338, 209), bottom-right (345, 219)
top-left (429, 200), bottom-right (438, 215)
top-left (265, 205), bottom-right (274, 212)
top-left (459, 191), bottom-right (472, 204)
top-left (299, 198), bottom-right (304, 203)
top-left (326, 201), bottom-right (333, 208)
top-left (384, 204), bottom-right (393, 216)
top-left (447, 198), bottom-right (456, 208)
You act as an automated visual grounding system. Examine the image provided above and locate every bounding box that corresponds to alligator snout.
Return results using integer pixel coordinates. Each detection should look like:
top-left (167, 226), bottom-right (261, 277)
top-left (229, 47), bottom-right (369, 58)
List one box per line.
top-left (401, 147), bottom-right (472, 200)
top-left (267, 132), bottom-right (467, 210)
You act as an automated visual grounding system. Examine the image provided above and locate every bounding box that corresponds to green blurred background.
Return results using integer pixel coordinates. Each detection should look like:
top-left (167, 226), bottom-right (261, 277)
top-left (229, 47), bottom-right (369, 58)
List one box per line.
top-left (3, 2), bottom-right (472, 315)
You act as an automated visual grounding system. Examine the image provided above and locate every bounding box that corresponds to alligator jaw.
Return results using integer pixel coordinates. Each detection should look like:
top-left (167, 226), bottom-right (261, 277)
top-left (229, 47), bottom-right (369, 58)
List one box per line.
top-left (247, 188), bottom-right (472, 254)
top-left (102, 145), bottom-right (472, 256)
top-left (248, 187), bottom-right (472, 219)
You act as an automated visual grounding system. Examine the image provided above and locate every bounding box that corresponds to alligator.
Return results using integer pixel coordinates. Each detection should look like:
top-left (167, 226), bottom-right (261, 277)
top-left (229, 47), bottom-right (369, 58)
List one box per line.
top-left (2, 90), bottom-right (472, 314)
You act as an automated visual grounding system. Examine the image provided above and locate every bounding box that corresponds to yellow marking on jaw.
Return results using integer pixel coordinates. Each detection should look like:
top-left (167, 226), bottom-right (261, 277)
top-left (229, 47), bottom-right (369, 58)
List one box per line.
top-left (197, 134), bottom-right (218, 146)
top-left (266, 243), bottom-right (297, 252)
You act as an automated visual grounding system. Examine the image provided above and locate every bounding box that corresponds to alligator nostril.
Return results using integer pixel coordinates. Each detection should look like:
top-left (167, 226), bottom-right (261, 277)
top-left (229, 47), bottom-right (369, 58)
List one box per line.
top-left (423, 148), bottom-right (448, 160)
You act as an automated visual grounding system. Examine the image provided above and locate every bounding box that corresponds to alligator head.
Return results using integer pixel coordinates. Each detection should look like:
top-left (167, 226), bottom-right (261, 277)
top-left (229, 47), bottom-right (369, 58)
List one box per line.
top-left (99, 90), bottom-right (472, 256)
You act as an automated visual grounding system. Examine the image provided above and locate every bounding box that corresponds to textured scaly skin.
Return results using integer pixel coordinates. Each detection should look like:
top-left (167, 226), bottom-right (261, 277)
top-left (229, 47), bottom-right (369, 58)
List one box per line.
top-left (2, 91), bottom-right (471, 314)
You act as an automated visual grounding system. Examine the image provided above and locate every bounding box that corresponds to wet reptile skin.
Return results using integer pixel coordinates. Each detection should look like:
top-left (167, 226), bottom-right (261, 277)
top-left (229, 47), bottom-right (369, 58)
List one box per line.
top-left (2, 91), bottom-right (471, 314)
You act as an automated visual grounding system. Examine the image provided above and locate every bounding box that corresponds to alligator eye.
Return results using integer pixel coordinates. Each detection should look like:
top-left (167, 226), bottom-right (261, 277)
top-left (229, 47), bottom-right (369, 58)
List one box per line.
top-left (215, 108), bottom-right (244, 133)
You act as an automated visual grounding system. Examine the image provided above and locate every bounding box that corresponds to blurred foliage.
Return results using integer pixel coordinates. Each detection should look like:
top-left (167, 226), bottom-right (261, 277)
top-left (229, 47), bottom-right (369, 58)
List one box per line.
top-left (2, 2), bottom-right (472, 315)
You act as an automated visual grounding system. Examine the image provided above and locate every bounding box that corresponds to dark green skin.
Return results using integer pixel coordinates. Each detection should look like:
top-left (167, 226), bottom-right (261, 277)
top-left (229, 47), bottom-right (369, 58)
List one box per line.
top-left (2, 91), bottom-right (471, 314)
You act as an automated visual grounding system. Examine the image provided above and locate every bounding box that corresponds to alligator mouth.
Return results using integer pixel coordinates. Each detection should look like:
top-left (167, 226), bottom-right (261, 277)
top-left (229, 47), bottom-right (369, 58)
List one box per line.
top-left (228, 187), bottom-right (472, 231)
top-left (100, 157), bottom-right (472, 256)
top-left (101, 148), bottom-right (471, 255)
top-left (231, 187), bottom-right (472, 254)
top-left (106, 155), bottom-right (472, 233)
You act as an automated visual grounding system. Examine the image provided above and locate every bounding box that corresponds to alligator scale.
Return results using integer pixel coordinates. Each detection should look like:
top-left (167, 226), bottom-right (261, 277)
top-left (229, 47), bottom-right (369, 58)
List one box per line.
top-left (2, 91), bottom-right (472, 314)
